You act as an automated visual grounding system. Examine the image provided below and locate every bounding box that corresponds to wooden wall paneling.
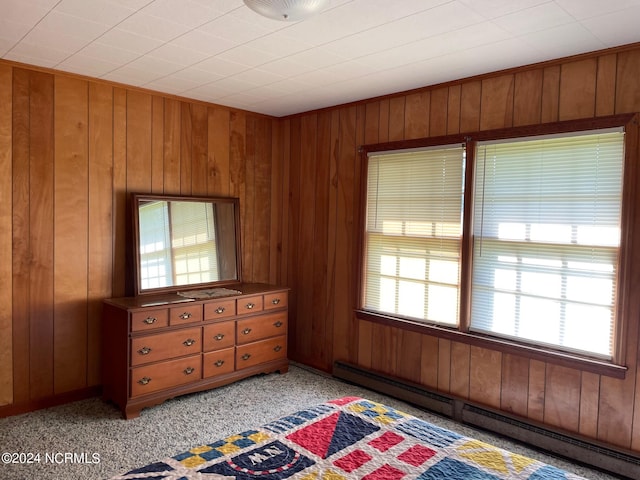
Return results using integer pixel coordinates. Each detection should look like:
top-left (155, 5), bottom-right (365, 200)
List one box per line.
top-left (286, 117), bottom-right (301, 360)
top-left (460, 81), bottom-right (481, 133)
top-left (388, 96), bottom-right (406, 141)
top-left (404, 91), bottom-right (430, 140)
top-left (279, 119), bottom-right (291, 288)
top-left (28, 71), bottom-right (55, 400)
top-left (295, 114), bottom-right (318, 361)
top-left (269, 119), bottom-right (283, 285)
top-left (358, 320), bottom-right (373, 369)
top-left (323, 110), bottom-right (340, 369)
top-left (513, 69), bottom-right (543, 127)
top-left (252, 117), bottom-right (272, 283)
top-left (111, 88), bottom-right (127, 297)
top-left (579, 372), bottom-right (600, 439)
top-left (396, 329), bottom-right (422, 384)
top-left (53, 76), bottom-right (89, 394)
top-left (352, 104), bottom-right (366, 364)
top-left (207, 107), bottom-right (230, 196)
top-left (500, 353), bottom-right (529, 417)
top-left (480, 75), bottom-right (514, 131)
top-left (370, 323), bottom-right (398, 375)
top-left (600, 379), bottom-right (635, 448)
top-left (332, 106), bottom-right (357, 363)
top-left (420, 334), bottom-right (439, 389)
top-left (151, 96), bottom-right (164, 194)
top-left (558, 59), bottom-right (597, 121)
top-left (615, 49), bottom-right (640, 114)
top-left (12, 68), bottom-right (32, 404)
top-left (0, 64), bottom-right (12, 406)
top-left (163, 98), bottom-right (181, 195)
top-left (229, 112), bottom-right (247, 277)
top-left (311, 111), bottom-right (332, 368)
top-left (541, 65), bottom-right (560, 123)
top-left (243, 116), bottom-right (256, 282)
top-left (527, 359), bottom-right (546, 422)
top-left (437, 338), bottom-right (451, 392)
top-left (111, 88), bottom-right (127, 298)
top-left (450, 341), bottom-right (470, 398)
top-left (429, 87), bottom-right (448, 137)
top-left (180, 102), bottom-right (193, 195)
top-left (191, 103), bottom-right (208, 196)
top-left (87, 83), bottom-right (113, 387)
top-left (543, 364), bottom-right (581, 432)
top-left (378, 99), bottom-right (390, 142)
top-left (595, 54), bottom-right (617, 117)
top-left (125, 91), bottom-right (152, 194)
top-left (364, 101), bottom-right (380, 144)
top-left (468, 346), bottom-right (502, 409)
top-left (447, 85), bottom-right (461, 134)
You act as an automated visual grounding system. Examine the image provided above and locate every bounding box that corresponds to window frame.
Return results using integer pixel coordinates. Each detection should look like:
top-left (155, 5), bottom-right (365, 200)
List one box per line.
top-left (356, 113), bottom-right (639, 379)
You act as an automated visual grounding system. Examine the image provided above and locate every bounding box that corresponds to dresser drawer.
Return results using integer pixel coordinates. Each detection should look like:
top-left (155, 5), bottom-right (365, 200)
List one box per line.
top-left (204, 299), bottom-right (236, 320)
top-left (131, 355), bottom-right (201, 397)
top-left (130, 327), bottom-right (201, 366)
top-left (170, 304), bottom-right (202, 326)
top-left (264, 291), bottom-right (288, 310)
top-left (236, 335), bottom-right (287, 369)
top-left (236, 311), bottom-right (287, 345)
top-left (203, 348), bottom-right (235, 378)
top-left (131, 309), bottom-right (168, 332)
top-left (203, 321), bottom-right (235, 351)
top-left (237, 295), bottom-right (264, 315)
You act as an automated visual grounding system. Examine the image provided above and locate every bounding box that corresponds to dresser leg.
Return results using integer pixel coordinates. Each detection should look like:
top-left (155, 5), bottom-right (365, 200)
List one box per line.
top-left (124, 407), bottom-right (141, 420)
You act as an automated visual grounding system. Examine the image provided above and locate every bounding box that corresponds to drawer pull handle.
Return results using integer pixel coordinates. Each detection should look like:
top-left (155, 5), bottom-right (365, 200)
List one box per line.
top-left (214, 333), bottom-right (225, 341)
top-left (274, 345), bottom-right (282, 352)
top-left (242, 328), bottom-right (252, 335)
top-left (214, 360), bottom-right (225, 367)
top-left (215, 306), bottom-right (225, 314)
top-left (272, 298), bottom-right (281, 305)
top-left (138, 377), bottom-right (151, 385)
top-left (274, 321), bottom-right (283, 328)
top-left (183, 338), bottom-right (196, 347)
top-left (241, 353), bottom-right (251, 361)
top-left (179, 312), bottom-right (192, 319)
top-left (137, 346), bottom-right (152, 355)
top-left (184, 367), bottom-right (195, 375)
top-left (246, 302), bottom-right (255, 310)
top-left (143, 317), bottom-right (157, 325)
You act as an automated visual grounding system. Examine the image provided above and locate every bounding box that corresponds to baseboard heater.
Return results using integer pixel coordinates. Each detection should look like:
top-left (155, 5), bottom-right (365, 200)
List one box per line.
top-left (333, 361), bottom-right (639, 479)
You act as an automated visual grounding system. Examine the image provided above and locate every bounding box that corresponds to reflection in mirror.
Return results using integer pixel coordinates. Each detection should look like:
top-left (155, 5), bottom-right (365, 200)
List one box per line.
top-left (132, 194), bottom-right (241, 296)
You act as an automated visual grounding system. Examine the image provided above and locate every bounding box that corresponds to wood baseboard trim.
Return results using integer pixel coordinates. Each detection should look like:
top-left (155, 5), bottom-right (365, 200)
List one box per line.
top-left (0, 386), bottom-right (101, 418)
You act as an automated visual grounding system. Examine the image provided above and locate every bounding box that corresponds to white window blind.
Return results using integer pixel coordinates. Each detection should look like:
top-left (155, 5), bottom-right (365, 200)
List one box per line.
top-left (364, 145), bottom-right (464, 325)
top-left (471, 129), bottom-right (624, 359)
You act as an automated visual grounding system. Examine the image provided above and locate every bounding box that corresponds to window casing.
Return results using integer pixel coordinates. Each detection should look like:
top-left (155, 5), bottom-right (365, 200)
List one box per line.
top-left (358, 114), bottom-right (637, 371)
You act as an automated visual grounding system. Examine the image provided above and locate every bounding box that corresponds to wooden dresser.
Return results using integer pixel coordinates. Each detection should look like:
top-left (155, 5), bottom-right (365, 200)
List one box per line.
top-left (102, 283), bottom-right (289, 419)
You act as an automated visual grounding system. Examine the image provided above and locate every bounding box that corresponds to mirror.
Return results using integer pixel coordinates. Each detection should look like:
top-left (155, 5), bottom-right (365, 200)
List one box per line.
top-left (131, 193), bottom-right (242, 296)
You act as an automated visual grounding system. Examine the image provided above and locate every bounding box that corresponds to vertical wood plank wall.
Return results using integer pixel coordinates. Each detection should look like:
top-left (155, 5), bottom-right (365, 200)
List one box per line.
top-left (0, 63), bottom-right (282, 414)
top-left (282, 45), bottom-right (640, 453)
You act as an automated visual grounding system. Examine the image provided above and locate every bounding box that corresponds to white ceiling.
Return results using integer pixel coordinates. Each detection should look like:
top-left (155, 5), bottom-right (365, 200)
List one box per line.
top-left (2, 0), bottom-right (640, 117)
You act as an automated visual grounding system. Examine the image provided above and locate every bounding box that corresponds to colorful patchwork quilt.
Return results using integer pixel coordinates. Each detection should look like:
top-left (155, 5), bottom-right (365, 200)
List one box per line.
top-left (110, 397), bottom-right (587, 479)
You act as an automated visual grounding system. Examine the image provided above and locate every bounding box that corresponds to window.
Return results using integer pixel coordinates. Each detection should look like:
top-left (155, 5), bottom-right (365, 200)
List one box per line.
top-left (358, 115), bottom-right (636, 368)
top-left (364, 145), bottom-right (464, 325)
top-left (471, 130), bottom-right (624, 360)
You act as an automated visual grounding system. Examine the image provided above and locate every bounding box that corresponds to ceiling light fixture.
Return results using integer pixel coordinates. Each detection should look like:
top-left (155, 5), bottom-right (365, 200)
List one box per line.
top-left (243, 0), bottom-right (329, 21)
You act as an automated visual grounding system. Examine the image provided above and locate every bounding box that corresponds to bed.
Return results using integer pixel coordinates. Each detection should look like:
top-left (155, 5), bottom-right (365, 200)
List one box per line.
top-left (109, 396), bottom-right (587, 479)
